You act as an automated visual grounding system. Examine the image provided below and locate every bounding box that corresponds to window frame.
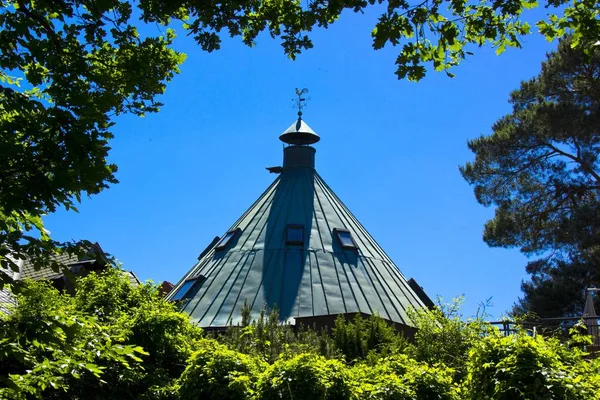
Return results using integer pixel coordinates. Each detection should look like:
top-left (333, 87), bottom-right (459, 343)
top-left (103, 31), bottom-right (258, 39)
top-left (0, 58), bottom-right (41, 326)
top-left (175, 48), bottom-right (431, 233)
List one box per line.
top-left (334, 228), bottom-right (358, 250)
top-left (285, 224), bottom-right (305, 246)
top-left (171, 275), bottom-right (205, 301)
top-left (214, 228), bottom-right (241, 251)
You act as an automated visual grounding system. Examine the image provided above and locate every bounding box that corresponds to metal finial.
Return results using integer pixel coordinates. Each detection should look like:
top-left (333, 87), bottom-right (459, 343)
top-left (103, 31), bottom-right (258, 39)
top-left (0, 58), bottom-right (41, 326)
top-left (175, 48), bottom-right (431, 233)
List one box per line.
top-left (294, 88), bottom-right (309, 118)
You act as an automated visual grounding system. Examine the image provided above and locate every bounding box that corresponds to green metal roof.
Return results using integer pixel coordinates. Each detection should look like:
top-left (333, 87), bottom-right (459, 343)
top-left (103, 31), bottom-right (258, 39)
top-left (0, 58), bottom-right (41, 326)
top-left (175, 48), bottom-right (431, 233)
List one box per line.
top-left (170, 120), bottom-right (428, 328)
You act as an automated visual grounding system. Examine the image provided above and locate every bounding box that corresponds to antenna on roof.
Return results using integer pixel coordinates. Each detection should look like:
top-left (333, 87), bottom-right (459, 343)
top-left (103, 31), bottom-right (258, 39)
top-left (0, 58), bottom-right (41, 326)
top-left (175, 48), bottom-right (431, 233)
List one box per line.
top-left (294, 88), bottom-right (309, 119)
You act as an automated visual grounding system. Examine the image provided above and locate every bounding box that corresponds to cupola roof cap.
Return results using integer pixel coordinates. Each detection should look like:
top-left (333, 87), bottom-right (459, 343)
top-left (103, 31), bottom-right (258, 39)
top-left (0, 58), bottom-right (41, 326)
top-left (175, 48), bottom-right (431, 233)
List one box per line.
top-left (279, 118), bottom-right (320, 145)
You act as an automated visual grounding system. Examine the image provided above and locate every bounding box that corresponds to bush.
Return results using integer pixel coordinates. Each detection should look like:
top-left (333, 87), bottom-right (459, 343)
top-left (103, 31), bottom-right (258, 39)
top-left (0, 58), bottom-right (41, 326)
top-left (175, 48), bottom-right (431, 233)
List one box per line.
top-left (0, 270), bottom-right (203, 399)
top-left (332, 314), bottom-right (408, 361)
top-left (219, 305), bottom-right (336, 362)
top-left (0, 280), bottom-right (147, 400)
top-left (407, 297), bottom-right (490, 380)
top-left (351, 354), bottom-right (458, 400)
top-left (350, 363), bottom-right (413, 399)
top-left (464, 330), bottom-right (600, 399)
top-left (178, 339), bottom-right (263, 400)
top-left (74, 269), bottom-right (203, 398)
top-left (257, 353), bottom-right (351, 400)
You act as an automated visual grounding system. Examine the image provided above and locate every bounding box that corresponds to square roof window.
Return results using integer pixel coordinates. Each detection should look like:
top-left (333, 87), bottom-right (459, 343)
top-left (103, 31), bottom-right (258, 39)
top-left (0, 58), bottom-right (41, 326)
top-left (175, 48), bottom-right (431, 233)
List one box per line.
top-left (335, 228), bottom-right (357, 250)
top-left (171, 275), bottom-right (204, 301)
top-left (215, 229), bottom-right (241, 251)
top-left (285, 225), bottom-right (304, 246)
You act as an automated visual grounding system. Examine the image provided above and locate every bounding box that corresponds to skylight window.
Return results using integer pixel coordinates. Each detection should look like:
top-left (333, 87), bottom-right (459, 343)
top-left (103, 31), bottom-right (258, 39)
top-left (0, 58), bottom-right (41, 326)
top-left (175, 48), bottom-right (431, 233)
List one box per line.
top-left (285, 225), bottom-right (304, 245)
top-left (215, 229), bottom-right (241, 251)
top-left (171, 275), bottom-right (204, 301)
top-left (334, 228), bottom-right (358, 250)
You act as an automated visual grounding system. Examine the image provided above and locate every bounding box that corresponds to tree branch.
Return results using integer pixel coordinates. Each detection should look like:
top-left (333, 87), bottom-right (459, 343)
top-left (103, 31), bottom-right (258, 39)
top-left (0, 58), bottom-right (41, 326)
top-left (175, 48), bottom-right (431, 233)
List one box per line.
top-left (544, 141), bottom-right (600, 184)
top-left (16, 0), bottom-right (62, 52)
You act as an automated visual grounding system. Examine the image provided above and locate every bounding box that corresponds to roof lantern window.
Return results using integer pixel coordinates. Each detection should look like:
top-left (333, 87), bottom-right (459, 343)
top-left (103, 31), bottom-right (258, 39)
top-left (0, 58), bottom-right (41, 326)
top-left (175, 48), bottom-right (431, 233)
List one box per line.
top-left (215, 229), bottom-right (241, 251)
top-left (285, 225), bottom-right (304, 246)
top-left (172, 275), bottom-right (205, 301)
top-left (334, 228), bottom-right (358, 250)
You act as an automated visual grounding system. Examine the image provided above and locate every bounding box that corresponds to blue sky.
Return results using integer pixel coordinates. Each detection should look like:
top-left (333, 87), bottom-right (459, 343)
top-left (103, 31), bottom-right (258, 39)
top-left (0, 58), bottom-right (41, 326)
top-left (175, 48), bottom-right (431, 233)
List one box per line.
top-left (45, 6), bottom-right (557, 319)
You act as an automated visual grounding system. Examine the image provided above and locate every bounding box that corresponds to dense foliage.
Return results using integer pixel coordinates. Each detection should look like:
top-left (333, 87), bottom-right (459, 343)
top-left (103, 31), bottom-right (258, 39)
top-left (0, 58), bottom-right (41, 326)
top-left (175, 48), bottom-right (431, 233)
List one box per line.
top-left (257, 354), bottom-right (351, 400)
top-left (351, 354), bottom-right (458, 400)
top-left (461, 37), bottom-right (600, 318)
top-left (0, 279), bottom-right (147, 399)
top-left (0, 269), bottom-right (202, 399)
top-left (217, 304), bottom-right (336, 363)
top-left (332, 313), bottom-right (408, 361)
top-left (2, 275), bottom-right (599, 399)
top-left (179, 339), bottom-right (263, 400)
top-left (464, 331), bottom-right (600, 399)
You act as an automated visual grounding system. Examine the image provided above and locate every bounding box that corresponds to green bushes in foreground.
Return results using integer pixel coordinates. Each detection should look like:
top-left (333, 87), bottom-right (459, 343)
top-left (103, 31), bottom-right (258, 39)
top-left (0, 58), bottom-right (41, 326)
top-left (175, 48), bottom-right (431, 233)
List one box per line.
top-left (350, 354), bottom-right (458, 400)
top-left (178, 339), bottom-right (264, 400)
top-left (257, 354), bottom-right (350, 400)
top-left (2, 272), bottom-right (599, 399)
top-left (464, 331), bottom-right (600, 400)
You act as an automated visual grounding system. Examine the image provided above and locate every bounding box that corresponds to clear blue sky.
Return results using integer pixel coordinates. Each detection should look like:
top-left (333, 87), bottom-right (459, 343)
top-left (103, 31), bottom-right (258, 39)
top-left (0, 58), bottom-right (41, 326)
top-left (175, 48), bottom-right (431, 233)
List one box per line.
top-left (45, 6), bottom-right (557, 319)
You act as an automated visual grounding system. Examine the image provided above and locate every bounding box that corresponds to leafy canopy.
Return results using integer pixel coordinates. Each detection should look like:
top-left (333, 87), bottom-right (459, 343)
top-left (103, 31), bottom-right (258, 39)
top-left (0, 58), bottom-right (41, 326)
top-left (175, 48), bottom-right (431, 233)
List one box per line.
top-left (461, 37), bottom-right (600, 317)
top-left (140, 0), bottom-right (600, 82)
top-left (0, 0), bottom-right (186, 286)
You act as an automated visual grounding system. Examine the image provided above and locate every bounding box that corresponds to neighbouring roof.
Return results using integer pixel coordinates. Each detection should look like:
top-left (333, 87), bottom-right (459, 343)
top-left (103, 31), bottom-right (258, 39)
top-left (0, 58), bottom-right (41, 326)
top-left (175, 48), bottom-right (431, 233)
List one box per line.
top-left (125, 270), bottom-right (141, 287)
top-left (1, 244), bottom-right (140, 314)
top-left (0, 287), bottom-right (17, 314)
top-left (169, 118), bottom-right (430, 328)
top-left (159, 281), bottom-right (175, 296)
top-left (20, 253), bottom-right (83, 281)
top-left (0, 256), bottom-right (24, 314)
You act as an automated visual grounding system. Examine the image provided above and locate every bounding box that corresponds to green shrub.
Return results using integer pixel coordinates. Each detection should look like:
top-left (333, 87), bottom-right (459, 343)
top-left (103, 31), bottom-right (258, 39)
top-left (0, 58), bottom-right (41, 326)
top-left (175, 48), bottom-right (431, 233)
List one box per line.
top-left (388, 354), bottom-right (457, 400)
top-left (350, 363), bottom-right (412, 399)
top-left (464, 330), bottom-right (600, 399)
top-left (332, 314), bottom-right (408, 361)
top-left (257, 353), bottom-right (351, 400)
top-left (74, 269), bottom-right (203, 398)
top-left (351, 354), bottom-right (458, 400)
top-left (219, 305), bottom-right (336, 362)
top-left (407, 297), bottom-right (490, 380)
top-left (0, 279), bottom-right (147, 400)
top-left (178, 339), bottom-right (263, 400)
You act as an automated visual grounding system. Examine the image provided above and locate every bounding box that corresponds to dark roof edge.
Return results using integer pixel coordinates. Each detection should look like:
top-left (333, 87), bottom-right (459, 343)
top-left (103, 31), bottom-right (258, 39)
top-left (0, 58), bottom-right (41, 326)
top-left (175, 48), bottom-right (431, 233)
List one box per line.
top-left (408, 278), bottom-right (435, 310)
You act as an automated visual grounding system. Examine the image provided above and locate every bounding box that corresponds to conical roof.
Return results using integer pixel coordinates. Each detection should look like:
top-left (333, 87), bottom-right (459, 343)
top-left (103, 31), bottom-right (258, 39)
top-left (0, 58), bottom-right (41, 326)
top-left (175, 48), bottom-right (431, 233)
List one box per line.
top-left (169, 120), bottom-right (429, 328)
top-left (279, 118), bottom-right (320, 145)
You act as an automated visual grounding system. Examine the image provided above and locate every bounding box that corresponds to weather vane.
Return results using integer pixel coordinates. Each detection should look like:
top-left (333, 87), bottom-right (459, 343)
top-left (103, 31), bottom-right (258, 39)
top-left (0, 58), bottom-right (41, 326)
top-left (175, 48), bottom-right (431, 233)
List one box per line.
top-left (294, 88), bottom-right (309, 118)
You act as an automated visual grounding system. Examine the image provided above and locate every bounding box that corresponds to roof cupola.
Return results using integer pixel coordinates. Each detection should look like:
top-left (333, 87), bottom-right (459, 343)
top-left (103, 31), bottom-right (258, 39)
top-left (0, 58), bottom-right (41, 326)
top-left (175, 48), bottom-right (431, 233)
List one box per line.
top-left (279, 117), bottom-right (320, 145)
top-left (279, 88), bottom-right (320, 145)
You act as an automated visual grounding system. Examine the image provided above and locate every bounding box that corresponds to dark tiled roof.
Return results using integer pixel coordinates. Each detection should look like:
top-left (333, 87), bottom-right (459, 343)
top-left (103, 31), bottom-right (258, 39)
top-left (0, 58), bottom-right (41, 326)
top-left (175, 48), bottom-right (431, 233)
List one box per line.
top-left (0, 287), bottom-right (16, 314)
top-left (19, 243), bottom-right (106, 281)
top-left (19, 252), bottom-right (80, 281)
top-left (1, 244), bottom-right (141, 314)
